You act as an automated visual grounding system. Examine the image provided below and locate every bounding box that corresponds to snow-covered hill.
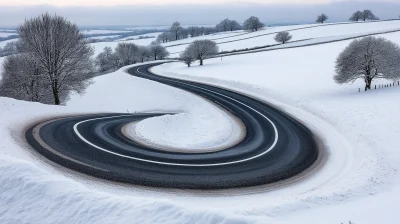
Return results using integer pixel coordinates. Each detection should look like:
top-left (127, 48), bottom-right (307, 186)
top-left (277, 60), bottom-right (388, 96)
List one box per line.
top-left (151, 26), bottom-right (400, 224)
top-left (1, 20), bottom-right (400, 224)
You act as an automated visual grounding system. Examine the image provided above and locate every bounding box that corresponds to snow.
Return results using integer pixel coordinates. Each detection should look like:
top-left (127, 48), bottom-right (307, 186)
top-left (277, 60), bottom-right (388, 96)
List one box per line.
top-left (165, 20), bottom-right (400, 56)
top-left (90, 38), bottom-right (158, 56)
top-left (88, 35), bottom-right (121, 40)
top-left (0, 62), bottom-right (257, 223)
top-left (151, 30), bottom-right (400, 224)
top-left (117, 32), bottom-right (162, 41)
top-left (2, 21), bottom-right (400, 223)
top-left (0, 32), bottom-right (16, 38)
top-left (123, 24), bottom-right (214, 30)
top-left (81, 29), bottom-right (131, 35)
top-left (0, 39), bottom-right (16, 48)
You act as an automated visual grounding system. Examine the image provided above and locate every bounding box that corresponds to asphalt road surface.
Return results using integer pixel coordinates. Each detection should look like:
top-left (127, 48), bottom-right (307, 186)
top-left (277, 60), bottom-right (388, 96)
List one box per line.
top-left (26, 63), bottom-right (318, 189)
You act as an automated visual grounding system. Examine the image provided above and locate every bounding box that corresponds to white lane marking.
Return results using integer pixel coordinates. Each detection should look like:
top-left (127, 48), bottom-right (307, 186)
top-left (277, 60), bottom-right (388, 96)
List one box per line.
top-left (72, 65), bottom-right (278, 167)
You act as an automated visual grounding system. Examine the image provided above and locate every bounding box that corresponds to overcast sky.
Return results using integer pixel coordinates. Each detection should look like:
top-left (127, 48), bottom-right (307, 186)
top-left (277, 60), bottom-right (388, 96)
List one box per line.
top-left (0, 0), bottom-right (399, 27)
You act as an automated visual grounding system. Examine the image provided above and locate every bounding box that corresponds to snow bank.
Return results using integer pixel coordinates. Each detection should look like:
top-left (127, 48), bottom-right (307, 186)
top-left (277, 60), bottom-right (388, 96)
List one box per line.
top-left (151, 31), bottom-right (400, 223)
top-left (0, 63), bottom-right (256, 223)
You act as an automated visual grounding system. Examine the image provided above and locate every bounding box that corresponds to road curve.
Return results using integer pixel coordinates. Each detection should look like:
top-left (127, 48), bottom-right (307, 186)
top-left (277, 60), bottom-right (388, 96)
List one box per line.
top-left (26, 63), bottom-right (318, 189)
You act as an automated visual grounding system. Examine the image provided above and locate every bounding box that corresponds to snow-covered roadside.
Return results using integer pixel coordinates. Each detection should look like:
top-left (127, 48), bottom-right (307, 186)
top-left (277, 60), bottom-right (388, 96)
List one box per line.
top-left (0, 63), bottom-right (256, 223)
top-left (151, 31), bottom-right (400, 224)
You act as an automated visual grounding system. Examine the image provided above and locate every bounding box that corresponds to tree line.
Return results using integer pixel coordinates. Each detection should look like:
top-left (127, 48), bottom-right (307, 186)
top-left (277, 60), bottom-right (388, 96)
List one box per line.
top-left (157, 16), bottom-right (265, 44)
top-left (95, 42), bottom-right (169, 72)
top-left (316, 10), bottom-right (379, 24)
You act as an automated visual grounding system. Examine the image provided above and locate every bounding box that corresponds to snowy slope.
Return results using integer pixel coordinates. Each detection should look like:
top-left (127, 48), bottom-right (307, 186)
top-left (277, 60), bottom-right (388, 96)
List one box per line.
top-left (0, 63), bottom-right (255, 223)
top-left (152, 31), bottom-right (400, 224)
top-left (165, 20), bottom-right (400, 55)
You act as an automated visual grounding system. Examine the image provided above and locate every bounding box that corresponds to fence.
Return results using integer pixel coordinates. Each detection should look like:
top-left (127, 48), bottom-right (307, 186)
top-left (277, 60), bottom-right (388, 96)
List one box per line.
top-left (359, 81), bottom-right (400, 92)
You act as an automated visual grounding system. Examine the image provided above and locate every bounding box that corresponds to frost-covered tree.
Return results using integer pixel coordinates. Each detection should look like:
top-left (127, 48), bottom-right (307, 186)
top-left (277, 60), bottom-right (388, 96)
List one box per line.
top-left (216, 19), bottom-right (231, 32)
top-left (361, 10), bottom-right (379, 21)
top-left (170, 22), bottom-right (182, 41)
top-left (138, 46), bottom-right (151, 63)
top-left (0, 54), bottom-right (55, 104)
top-left (18, 13), bottom-right (94, 105)
top-left (179, 28), bottom-right (189, 39)
top-left (115, 42), bottom-right (139, 66)
top-left (334, 37), bottom-right (400, 91)
top-left (187, 26), bottom-right (197, 37)
top-left (149, 44), bottom-right (169, 60)
top-left (243, 16), bottom-right (264, 32)
top-left (228, 20), bottom-right (242, 31)
top-left (185, 40), bottom-right (218, 66)
top-left (316, 14), bottom-right (328, 23)
top-left (179, 50), bottom-right (195, 67)
top-left (157, 32), bottom-right (169, 43)
top-left (274, 31), bottom-right (292, 44)
top-left (95, 46), bottom-right (114, 71)
top-left (349, 11), bottom-right (363, 21)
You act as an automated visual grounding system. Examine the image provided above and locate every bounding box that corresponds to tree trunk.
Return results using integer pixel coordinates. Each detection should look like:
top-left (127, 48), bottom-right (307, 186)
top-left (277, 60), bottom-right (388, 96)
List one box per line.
top-left (52, 84), bottom-right (60, 105)
top-left (200, 58), bottom-right (203, 66)
top-left (364, 76), bottom-right (372, 91)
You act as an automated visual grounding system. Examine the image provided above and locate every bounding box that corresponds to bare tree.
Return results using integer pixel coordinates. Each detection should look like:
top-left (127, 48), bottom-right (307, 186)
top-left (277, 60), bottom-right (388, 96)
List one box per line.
top-left (0, 54), bottom-right (54, 104)
top-left (115, 42), bottom-right (139, 66)
top-left (243, 16), bottom-right (264, 31)
top-left (316, 14), bottom-right (328, 23)
top-left (349, 11), bottom-right (363, 21)
top-left (149, 44), bottom-right (169, 60)
top-left (179, 50), bottom-right (195, 67)
top-left (274, 31), bottom-right (292, 44)
top-left (18, 13), bottom-right (94, 105)
top-left (334, 36), bottom-right (400, 91)
top-left (170, 22), bottom-right (182, 41)
top-left (361, 10), bottom-right (379, 21)
top-left (185, 40), bottom-right (218, 66)
top-left (138, 46), bottom-right (151, 63)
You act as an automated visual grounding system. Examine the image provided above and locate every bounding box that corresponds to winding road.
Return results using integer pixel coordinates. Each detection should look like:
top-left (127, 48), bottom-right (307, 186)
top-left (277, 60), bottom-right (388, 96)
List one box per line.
top-left (26, 63), bottom-right (318, 189)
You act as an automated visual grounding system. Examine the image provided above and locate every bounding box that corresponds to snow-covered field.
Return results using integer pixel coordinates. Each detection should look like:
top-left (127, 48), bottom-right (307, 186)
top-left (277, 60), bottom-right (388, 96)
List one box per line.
top-left (164, 20), bottom-right (400, 56)
top-left (117, 32), bottom-right (162, 41)
top-left (0, 32), bottom-right (16, 38)
top-left (91, 38), bottom-right (158, 55)
top-left (1, 21), bottom-right (400, 224)
top-left (151, 30), bottom-right (400, 224)
top-left (81, 29), bottom-right (132, 35)
top-left (89, 32), bottom-right (161, 55)
top-left (0, 39), bottom-right (16, 48)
